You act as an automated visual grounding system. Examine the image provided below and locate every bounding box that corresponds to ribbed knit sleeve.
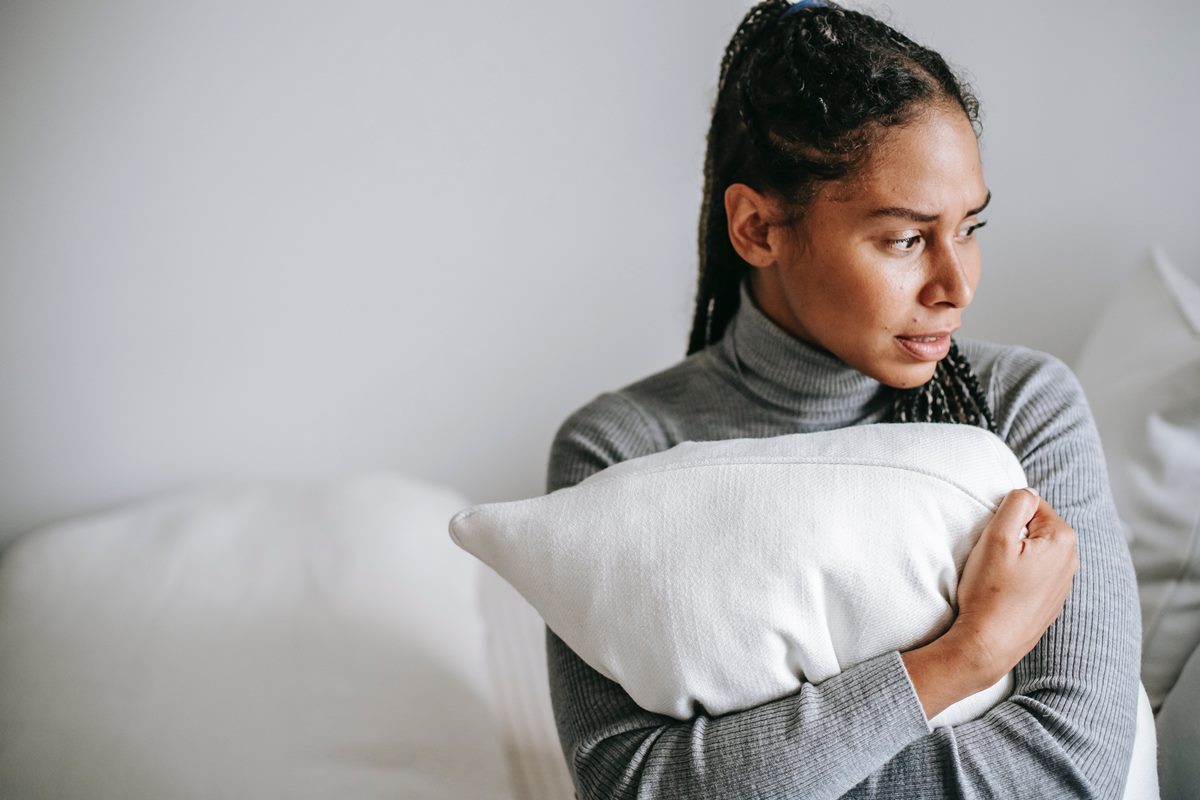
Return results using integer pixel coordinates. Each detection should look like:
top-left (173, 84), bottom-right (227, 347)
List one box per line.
top-left (543, 342), bottom-right (1143, 798)
top-left (840, 347), bottom-right (1143, 798)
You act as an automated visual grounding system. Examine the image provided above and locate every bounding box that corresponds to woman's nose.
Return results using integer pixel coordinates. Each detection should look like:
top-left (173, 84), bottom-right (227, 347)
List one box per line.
top-left (919, 240), bottom-right (976, 308)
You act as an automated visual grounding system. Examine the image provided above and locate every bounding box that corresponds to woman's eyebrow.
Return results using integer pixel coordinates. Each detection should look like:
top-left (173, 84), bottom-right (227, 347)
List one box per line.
top-left (865, 190), bottom-right (992, 223)
top-left (968, 191), bottom-right (993, 216)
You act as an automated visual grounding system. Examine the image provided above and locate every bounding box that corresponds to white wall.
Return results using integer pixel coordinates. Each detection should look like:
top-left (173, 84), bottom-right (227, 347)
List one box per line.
top-left (2, 1), bottom-right (1197, 542)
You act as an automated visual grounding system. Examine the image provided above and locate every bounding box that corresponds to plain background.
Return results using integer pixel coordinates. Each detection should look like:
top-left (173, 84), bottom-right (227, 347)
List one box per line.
top-left (2, 0), bottom-right (1198, 543)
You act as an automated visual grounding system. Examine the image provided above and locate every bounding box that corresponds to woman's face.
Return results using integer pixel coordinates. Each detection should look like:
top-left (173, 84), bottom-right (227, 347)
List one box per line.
top-left (740, 106), bottom-right (989, 389)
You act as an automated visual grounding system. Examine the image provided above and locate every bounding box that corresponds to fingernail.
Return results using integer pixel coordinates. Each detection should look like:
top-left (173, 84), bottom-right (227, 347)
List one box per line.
top-left (1024, 487), bottom-right (1040, 499)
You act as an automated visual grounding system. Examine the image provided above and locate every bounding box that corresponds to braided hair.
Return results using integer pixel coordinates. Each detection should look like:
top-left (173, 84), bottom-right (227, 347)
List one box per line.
top-left (690, 0), bottom-right (995, 432)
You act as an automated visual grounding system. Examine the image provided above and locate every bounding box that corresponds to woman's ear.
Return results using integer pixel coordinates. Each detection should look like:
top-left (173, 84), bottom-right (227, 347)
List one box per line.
top-left (724, 183), bottom-right (788, 270)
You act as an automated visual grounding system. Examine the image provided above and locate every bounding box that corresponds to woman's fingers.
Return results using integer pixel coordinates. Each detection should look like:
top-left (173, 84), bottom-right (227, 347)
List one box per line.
top-left (960, 489), bottom-right (1035, 582)
top-left (1021, 494), bottom-right (1079, 577)
top-left (975, 487), bottom-right (1040, 554)
top-left (1025, 494), bottom-right (1071, 540)
top-left (951, 488), bottom-right (1080, 680)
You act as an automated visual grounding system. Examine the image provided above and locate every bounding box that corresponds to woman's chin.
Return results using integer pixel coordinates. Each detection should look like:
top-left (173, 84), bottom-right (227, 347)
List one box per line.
top-left (872, 361), bottom-right (940, 390)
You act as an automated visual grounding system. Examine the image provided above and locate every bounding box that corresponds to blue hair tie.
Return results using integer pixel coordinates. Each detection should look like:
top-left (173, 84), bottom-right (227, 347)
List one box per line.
top-left (781, 0), bottom-right (828, 19)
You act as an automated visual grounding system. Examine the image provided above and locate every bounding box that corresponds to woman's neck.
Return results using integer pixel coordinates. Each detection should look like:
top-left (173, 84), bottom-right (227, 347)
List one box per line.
top-left (714, 280), bottom-right (892, 425)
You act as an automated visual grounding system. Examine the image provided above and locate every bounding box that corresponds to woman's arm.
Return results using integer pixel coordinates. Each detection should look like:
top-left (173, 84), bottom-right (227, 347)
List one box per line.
top-left (548, 629), bottom-right (928, 799)
top-left (903, 488), bottom-right (1078, 721)
top-left (845, 349), bottom-right (1143, 798)
top-left (544, 392), bottom-right (991, 799)
top-left (546, 350), bottom-right (1140, 798)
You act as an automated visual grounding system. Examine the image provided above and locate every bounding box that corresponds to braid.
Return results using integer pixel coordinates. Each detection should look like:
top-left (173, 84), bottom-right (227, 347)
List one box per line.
top-left (890, 341), bottom-right (996, 432)
top-left (690, 0), bottom-right (790, 356)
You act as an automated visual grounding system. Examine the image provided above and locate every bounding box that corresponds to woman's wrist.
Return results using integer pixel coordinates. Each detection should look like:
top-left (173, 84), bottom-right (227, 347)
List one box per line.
top-left (900, 625), bottom-right (1002, 721)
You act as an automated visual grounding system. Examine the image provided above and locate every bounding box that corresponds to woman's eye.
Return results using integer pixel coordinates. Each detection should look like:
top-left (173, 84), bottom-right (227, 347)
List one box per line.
top-left (887, 235), bottom-right (922, 252)
top-left (959, 219), bottom-right (989, 238)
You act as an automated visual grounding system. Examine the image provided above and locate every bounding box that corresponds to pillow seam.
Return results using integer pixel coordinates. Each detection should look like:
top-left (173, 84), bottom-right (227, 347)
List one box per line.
top-left (581, 456), bottom-right (1006, 514)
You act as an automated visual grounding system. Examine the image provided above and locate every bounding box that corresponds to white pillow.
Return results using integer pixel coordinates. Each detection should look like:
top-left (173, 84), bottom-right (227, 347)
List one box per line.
top-left (0, 473), bottom-right (514, 800)
top-left (452, 422), bottom-right (1021, 727)
top-left (1075, 246), bottom-right (1200, 711)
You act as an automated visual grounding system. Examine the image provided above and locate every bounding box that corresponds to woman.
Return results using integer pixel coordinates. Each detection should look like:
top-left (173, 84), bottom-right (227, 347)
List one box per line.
top-left (545, 1), bottom-right (1141, 797)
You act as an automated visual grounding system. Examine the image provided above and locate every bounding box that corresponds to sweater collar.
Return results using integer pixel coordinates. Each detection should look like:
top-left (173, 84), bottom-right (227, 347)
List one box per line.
top-left (714, 280), bottom-right (892, 422)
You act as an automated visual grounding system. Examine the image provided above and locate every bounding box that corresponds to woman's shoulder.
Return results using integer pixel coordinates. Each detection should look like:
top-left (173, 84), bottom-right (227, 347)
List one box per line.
top-left (955, 336), bottom-right (1080, 395)
top-left (954, 335), bottom-right (1094, 449)
top-left (955, 335), bottom-right (1068, 377)
top-left (546, 350), bottom-right (717, 492)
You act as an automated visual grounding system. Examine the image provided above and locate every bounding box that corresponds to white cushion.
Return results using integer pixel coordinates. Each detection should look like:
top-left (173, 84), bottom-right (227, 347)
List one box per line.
top-left (452, 422), bottom-right (1022, 726)
top-left (0, 473), bottom-right (513, 800)
top-left (1156, 641), bottom-right (1200, 798)
top-left (1075, 246), bottom-right (1200, 710)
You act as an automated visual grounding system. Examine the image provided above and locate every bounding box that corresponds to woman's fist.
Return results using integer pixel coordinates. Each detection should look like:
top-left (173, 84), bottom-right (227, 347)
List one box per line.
top-left (950, 488), bottom-right (1080, 683)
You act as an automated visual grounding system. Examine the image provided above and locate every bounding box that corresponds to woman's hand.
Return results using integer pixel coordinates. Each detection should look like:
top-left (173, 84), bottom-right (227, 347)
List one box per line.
top-left (952, 488), bottom-right (1080, 677)
top-left (901, 488), bottom-right (1079, 720)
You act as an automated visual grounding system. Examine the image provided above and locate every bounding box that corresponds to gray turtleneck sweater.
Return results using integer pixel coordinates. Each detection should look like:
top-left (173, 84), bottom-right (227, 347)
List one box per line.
top-left (544, 283), bottom-right (1141, 799)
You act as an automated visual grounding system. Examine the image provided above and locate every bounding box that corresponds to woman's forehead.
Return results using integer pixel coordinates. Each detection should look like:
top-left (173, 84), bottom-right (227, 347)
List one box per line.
top-left (821, 110), bottom-right (987, 218)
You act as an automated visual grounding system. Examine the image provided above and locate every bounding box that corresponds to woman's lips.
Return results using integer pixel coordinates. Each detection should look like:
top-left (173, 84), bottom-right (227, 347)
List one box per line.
top-left (895, 332), bottom-right (953, 361)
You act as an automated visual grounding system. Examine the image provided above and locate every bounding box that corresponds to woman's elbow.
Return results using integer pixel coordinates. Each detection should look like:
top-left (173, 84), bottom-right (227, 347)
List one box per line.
top-left (568, 726), bottom-right (674, 800)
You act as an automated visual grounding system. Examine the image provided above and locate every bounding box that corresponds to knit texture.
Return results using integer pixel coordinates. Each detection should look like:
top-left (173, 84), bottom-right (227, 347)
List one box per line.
top-left (544, 282), bottom-right (1142, 799)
